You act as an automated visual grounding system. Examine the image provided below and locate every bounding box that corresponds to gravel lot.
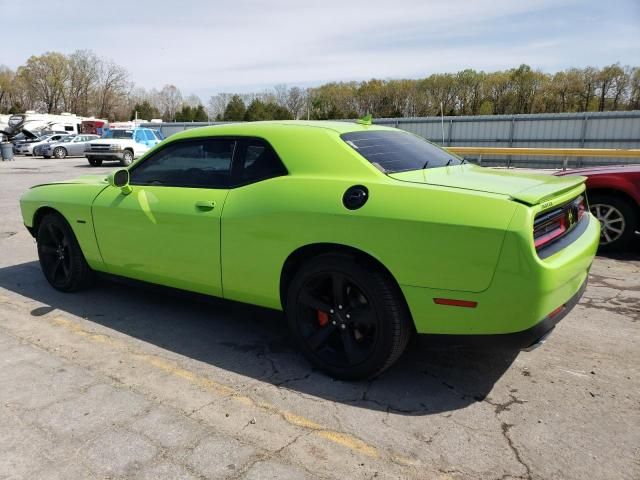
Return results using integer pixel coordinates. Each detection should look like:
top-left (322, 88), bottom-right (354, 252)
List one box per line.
top-left (1, 156), bottom-right (639, 480)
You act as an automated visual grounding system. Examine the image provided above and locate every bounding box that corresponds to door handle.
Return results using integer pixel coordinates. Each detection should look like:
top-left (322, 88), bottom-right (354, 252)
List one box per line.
top-left (195, 200), bottom-right (216, 210)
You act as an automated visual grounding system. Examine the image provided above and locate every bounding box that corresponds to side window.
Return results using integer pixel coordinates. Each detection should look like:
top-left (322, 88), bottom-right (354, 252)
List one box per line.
top-left (237, 139), bottom-right (287, 185)
top-left (134, 130), bottom-right (146, 144)
top-left (144, 130), bottom-right (156, 142)
top-left (129, 139), bottom-right (235, 189)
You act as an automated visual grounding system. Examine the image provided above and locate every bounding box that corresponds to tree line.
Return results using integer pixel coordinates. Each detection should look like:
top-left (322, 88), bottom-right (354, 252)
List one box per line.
top-left (1, 51), bottom-right (638, 122)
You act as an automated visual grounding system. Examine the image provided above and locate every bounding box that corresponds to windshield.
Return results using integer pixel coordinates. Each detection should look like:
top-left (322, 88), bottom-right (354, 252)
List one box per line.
top-left (341, 130), bottom-right (463, 173)
top-left (102, 129), bottom-right (133, 139)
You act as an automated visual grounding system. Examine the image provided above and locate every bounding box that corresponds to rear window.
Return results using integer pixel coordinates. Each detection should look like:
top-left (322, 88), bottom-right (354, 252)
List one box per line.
top-left (341, 130), bottom-right (463, 173)
top-left (103, 129), bottom-right (133, 139)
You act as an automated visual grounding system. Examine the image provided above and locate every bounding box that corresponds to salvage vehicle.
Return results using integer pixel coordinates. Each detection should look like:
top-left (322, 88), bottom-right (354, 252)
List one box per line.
top-left (16, 133), bottom-right (72, 155)
top-left (40, 134), bottom-right (100, 159)
top-left (555, 166), bottom-right (640, 251)
top-left (20, 121), bottom-right (600, 379)
top-left (84, 127), bottom-right (164, 166)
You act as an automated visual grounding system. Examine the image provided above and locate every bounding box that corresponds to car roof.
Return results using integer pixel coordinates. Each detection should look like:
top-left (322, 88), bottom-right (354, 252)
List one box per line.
top-left (169, 120), bottom-right (392, 139)
top-left (158, 120), bottom-right (399, 178)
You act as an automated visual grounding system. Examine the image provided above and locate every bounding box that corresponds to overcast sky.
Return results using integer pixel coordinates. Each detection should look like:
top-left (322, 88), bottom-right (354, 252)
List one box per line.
top-left (3, 0), bottom-right (639, 100)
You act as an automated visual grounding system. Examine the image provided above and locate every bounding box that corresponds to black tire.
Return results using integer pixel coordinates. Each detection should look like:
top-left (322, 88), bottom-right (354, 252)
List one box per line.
top-left (589, 193), bottom-right (638, 252)
top-left (36, 213), bottom-right (95, 292)
top-left (54, 147), bottom-right (67, 159)
top-left (120, 150), bottom-right (134, 166)
top-left (286, 253), bottom-right (413, 380)
top-left (88, 158), bottom-right (103, 167)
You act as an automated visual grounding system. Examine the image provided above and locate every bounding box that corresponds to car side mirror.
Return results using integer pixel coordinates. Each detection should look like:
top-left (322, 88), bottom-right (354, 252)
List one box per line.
top-left (108, 169), bottom-right (132, 195)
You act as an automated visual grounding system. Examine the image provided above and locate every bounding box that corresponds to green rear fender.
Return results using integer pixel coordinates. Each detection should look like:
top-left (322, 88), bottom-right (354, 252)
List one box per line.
top-left (220, 176), bottom-right (518, 310)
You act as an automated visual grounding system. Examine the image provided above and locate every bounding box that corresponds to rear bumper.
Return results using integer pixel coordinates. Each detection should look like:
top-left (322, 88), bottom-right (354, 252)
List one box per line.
top-left (416, 276), bottom-right (587, 350)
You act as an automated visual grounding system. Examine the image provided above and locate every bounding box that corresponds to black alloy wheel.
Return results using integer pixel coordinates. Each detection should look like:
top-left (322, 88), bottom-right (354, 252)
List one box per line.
top-left (36, 213), bottom-right (94, 292)
top-left (287, 253), bottom-right (412, 380)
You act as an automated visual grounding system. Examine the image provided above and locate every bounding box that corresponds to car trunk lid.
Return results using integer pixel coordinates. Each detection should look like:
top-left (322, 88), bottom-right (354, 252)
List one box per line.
top-left (389, 164), bottom-right (586, 205)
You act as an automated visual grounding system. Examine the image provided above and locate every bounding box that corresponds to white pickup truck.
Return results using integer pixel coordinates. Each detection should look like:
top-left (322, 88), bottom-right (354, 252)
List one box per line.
top-left (84, 127), bottom-right (164, 166)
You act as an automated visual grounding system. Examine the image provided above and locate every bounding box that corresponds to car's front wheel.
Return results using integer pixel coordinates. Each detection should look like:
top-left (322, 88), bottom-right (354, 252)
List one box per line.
top-left (286, 253), bottom-right (413, 380)
top-left (36, 213), bottom-right (95, 292)
top-left (54, 147), bottom-right (67, 159)
top-left (120, 150), bottom-right (134, 166)
top-left (590, 193), bottom-right (638, 252)
top-left (88, 158), bottom-right (103, 167)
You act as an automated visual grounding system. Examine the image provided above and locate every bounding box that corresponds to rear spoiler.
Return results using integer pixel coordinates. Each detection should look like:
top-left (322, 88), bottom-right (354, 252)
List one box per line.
top-left (510, 176), bottom-right (586, 205)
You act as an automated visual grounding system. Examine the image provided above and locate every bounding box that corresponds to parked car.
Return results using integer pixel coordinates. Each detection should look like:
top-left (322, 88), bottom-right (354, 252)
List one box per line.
top-left (555, 166), bottom-right (640, 251)
top-left (84, 127), bottom-right (164, 166)
top-left (13, 132), bottom-right (54, 154)
top-left (40, 134), bottom-right (100, 159)
top-left (16, 133), bottom-right (72, 155)
top-left (20, 121), bottom-right (599, 379)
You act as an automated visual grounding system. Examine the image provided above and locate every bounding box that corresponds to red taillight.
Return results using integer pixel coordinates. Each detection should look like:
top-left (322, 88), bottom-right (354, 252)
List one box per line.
top-left (577, 196), bottom-right (586, 220)
top-left (534, 195), bottom-right (585, 251)
top-left (534, 217), bottom-right (567, 249)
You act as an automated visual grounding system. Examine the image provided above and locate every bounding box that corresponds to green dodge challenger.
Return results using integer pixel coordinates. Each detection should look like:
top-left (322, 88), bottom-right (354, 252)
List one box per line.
top-left (20, 120), bottom-right (600, 379)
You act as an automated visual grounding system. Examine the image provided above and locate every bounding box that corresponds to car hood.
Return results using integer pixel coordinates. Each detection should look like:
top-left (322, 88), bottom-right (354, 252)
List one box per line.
top-left (389, 164), bottom-right (586, 205)
top-left (554, 165), bottom-right (640, 176)
top-left (30, 174), bottom-right (108, 189)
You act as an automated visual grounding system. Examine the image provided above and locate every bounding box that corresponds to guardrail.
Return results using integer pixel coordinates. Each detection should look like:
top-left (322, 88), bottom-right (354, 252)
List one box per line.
top-left (446, 147), bottom-right (640, 169)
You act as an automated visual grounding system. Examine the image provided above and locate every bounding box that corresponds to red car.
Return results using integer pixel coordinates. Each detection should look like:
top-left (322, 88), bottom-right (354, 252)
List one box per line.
top-left (555, 166), bottom-right (640, 251)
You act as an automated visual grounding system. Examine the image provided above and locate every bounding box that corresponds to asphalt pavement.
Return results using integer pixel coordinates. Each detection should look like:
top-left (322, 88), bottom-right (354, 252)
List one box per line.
top-left (1, 156), bottom-right (639, 479)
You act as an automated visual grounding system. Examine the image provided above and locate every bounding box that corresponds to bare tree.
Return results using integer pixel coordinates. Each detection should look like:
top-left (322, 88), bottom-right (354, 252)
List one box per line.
top-left (158, 84), bottom-right (183, 121)
top-left (286, 86), bottom-right (305, 119)
top-left (94, 60), bottom-right (130, 119)
top-left (273, 84), bottom-right (289, 108)
top-left (207, 93), bottom-right (232, 120)
top-left (65, 50), bottom-right (99, 115)
top-left (184, 94), bottom-right (202, 107)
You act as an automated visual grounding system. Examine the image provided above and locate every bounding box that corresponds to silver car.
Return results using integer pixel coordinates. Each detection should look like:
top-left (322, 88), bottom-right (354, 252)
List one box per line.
top-left (16, 134), bottom-right (71, 155)
top-left (40, 134), bottom-right (100, 159)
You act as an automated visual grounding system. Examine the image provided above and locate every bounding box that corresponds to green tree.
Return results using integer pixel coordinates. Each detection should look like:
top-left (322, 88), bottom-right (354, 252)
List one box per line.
top-left (0, 66), bottom-right (15, 113)
top-left (130, 100), bottom-right (160, 121)
top-left (244, 99), bottom-right (270, 121)
top-left (192, 104), bottom-right (208, 121)
top-left (223, 95), bottom-right (246, 121)
top-left (16, 52), bottom-right (69, 113)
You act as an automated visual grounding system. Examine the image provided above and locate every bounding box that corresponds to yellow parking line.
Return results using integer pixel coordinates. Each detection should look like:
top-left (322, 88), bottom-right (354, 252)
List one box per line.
top-left (50, 316), bottom-right (381, 459)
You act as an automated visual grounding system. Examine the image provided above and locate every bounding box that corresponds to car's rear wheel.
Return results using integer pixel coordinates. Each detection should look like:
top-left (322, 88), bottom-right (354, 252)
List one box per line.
top-left (120, 150), bottom-right (134, 166)
top-left (88, 158), bottom-right (103, 167)
top-left (286, 253), bottom-right (412, 380)
top-left (590, 193), bottom-right (638, 252)
top-left (54, 147), bottom-right (67, 159)
top-left (36, 213), bottom-right (94, 292)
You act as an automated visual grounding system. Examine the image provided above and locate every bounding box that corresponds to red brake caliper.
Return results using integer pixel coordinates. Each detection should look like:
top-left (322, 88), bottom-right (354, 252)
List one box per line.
top-left (317, 310), bottom-right (329, 326)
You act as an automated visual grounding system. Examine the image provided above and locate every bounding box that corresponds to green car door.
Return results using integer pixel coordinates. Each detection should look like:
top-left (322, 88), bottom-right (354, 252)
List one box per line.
top-left (91, 138), bottom-right (234, 296)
